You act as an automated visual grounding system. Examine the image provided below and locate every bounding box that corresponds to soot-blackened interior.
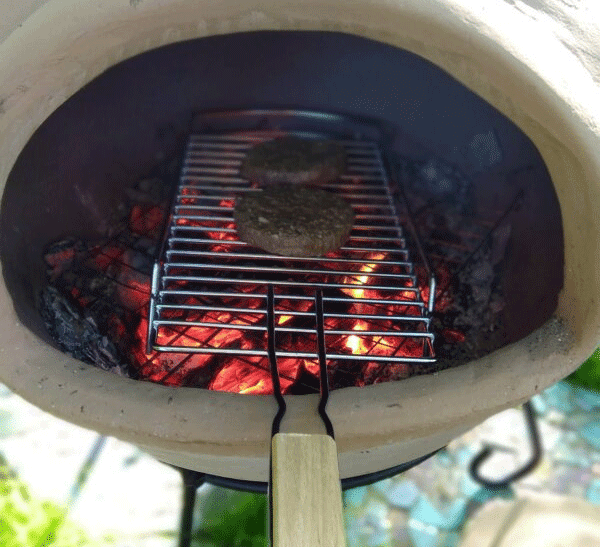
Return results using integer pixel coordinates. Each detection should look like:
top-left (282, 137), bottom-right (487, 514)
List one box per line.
top-left (0, 31), bottom-right (563, 387)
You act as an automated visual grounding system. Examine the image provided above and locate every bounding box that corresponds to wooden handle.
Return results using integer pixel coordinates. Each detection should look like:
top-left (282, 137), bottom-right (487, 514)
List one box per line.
top-left (270, 432), bottom-right (346, 547)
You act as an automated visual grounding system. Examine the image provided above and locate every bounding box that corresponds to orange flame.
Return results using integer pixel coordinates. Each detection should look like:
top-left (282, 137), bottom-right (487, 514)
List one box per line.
top-left (122, 219), bottom-right (446, 394)
top-left (345, 320), bottom-right (368, 354)
top-left (340, 252), bottom-right (386, 300)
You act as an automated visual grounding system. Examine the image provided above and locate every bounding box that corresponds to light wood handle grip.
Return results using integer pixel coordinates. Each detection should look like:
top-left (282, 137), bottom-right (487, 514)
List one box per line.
top-left (270, 432), bottom-right (346, 547)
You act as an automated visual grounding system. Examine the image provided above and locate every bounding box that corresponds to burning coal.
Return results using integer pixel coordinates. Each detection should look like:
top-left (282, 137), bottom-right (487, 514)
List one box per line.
top-left (39, 148), bottom-right (513, 395)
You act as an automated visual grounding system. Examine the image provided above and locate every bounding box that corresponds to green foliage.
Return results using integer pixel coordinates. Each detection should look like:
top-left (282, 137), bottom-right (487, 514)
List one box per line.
top-left (192, 488), bottom-right (268, 547)
top-left (566, 347), bottom-right (600, 393)
top-left (0, 455), bottom-right (93, 547)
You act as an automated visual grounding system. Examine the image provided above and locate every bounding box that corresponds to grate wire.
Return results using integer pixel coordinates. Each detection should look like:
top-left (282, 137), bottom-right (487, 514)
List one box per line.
top-left (147, 119), bottom-right (436, 381)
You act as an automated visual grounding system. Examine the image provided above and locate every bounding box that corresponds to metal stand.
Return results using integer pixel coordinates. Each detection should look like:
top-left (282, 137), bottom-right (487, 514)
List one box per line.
top-left (177, 468), bottom-right (206, 547)
top-left (170, 449), bottom-right (441, 546)
top-left (469, 400), bottom-right (542, 490)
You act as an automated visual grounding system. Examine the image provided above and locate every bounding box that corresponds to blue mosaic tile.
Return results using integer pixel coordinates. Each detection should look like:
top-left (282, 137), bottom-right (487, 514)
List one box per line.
top-left (345, 521), bottom-right (363, 547)
top-left (459, 473), bottom-right (481, 498)
top-left (586, 478), bottom-right (600, 505)
top-left (386, 479), bottom-right (420, 509)
top-left (553, 443), bottom-right (592, 468)
top-left (573, 386), bottom-right (600, 410)
top-left (392, 524), bottom-right (412, 546)
top-left (366, 530), bottom-right (391, 547)
top-left (459, 474), bottom-right (502, 504)
top-left (548, 466), bottom-right (592, 495)
top-left (441, 530), bottom-right (461, 547)
top-left (365, 499), bottom-right (389, 524)
top-left (453, 446), bottom-right (476, 467)
top-left (542, 382), bottom-right (575, 413)
top-left (530, 394), bottom-right (548, 416)
top-left (372, 478), bottom-right (392, 496)
top-left (344, 486), bottom-right (368, 508)
top-left (408, 520), bottom-right (441, 547)
top-left (0, 409), bottom-right (15, 439)
top-left (345, 499), bottom-right (392, 547)
top-left (579, 421), bottom-right (600, 450)
top-left (435, 449), bottom-right (454, 468)
top-left (410, 496), bottom-right (468, 530)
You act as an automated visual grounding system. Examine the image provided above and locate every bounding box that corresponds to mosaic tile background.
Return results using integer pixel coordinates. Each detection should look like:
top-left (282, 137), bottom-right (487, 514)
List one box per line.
top-left (1, 379), bottom-right (599, 546)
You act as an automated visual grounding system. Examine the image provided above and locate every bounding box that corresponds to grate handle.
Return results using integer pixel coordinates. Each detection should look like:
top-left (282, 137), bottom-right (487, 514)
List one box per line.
top-left (268, 287), bottom-right (346, 547)
top-left (270, 433), bottom-right (346, 547)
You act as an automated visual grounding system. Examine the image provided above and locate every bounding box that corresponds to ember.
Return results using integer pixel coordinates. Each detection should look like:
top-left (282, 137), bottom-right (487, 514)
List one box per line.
top-left (144, 132), bottom-right (437, 393)
top-left (40, 122), bottom-right (520, 395)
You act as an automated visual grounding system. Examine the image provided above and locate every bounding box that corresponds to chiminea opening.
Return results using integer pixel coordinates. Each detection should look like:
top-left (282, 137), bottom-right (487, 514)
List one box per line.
top-left (0, 31), bottom-right (564, 397)
top-left (2, 7), bottom-right (597, 482)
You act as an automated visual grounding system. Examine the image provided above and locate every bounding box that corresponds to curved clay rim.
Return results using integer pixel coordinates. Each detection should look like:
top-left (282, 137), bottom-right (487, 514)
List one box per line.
top-left (0, 0), bottom-right (599, 482)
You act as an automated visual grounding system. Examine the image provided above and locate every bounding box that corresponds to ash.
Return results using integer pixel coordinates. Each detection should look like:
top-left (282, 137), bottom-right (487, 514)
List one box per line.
top-left (432, 227), bottom-right (511, 367)
top-left (40, 164), bottom-right (175, 381)
top-left (400, 156), bottom-right (516, 368)
top-left (40, 286), bottom-right (131, 376)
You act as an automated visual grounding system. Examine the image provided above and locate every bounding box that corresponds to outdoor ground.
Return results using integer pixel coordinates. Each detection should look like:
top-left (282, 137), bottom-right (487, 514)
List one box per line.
top-left (1, 369), bottom-right (599, 547)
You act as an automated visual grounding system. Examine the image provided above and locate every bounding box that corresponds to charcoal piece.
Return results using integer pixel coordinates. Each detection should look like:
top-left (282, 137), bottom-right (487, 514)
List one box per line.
top-left (44, 238), bottom-right (88, 280)
top-left (329, 360), bottom-right (364, 390)
top-left (39, 286), bottom-right (131, 376)
top-left (177, 359), bottom-right (222, 388)
top-left (288, 362), bottom-right (321, 394)
top-left (432, 239), bottom-right (507, 365)
top-left (407, 157), bottom-right (475, 216)
top-left (129, 204), bottom-right (165, 238)
top-left (87, 273), bottom-right (119, 299)
top-left (178, 352), bottom-right (244, 389)
top-left (120, 249), bottom-right (154, 277)
top-left (57, 266), bottom-right (118, 304)
top-left (132, 237), bottom-right (158, 256)
top-left (125, 177), bottom-right (167, 205)
top-left (365, 363), bottom-right (413, 384)
top-left (100, 201), bottom-right (130, 239)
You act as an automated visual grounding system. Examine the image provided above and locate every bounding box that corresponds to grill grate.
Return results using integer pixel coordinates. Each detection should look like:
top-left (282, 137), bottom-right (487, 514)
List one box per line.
top-left (147, 112), bottom-right (436, 377)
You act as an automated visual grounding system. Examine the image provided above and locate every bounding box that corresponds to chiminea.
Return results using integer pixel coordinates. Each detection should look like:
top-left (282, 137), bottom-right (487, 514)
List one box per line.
top-left (0, 0), bottom-right (599, 492)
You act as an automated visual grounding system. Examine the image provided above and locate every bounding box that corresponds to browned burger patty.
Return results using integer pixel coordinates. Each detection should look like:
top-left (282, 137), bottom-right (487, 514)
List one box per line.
top-left (240, 136), bottom-right (346, 185)
top-left (234, 184), bottom-right (355, 257)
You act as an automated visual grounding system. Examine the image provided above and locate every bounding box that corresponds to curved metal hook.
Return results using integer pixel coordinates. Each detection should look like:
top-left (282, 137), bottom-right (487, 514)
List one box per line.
top-left (315, 289), bottom-right (334, 438)
top-left (267, 284), bottom-right (287, 437)
top-left (469, 400), bottom-right (542, 490)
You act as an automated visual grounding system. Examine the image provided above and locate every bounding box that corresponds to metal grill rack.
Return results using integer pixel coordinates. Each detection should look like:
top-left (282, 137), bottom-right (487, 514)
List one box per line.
top-left (147, 110), bottom-right (436, 376)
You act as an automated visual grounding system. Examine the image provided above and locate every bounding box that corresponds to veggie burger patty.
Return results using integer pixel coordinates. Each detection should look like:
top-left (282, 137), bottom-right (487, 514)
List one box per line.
top-left (240, 136), bottom-right (346, 185)
top-left (233, 183), bottom-right (355, 257)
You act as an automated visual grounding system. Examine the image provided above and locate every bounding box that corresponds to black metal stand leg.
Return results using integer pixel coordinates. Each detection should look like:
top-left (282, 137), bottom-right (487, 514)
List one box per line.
top-left (178, 468), bottom-right (206, 547)
top-left (469, 400), bottom-right (542, 490)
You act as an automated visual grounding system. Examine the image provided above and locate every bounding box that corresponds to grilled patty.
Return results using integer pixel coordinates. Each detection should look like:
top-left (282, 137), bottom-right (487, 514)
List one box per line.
top-left (240, 136), bottom-right (346, 185)
top-left (234, 184), bottom-right (355, 257)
